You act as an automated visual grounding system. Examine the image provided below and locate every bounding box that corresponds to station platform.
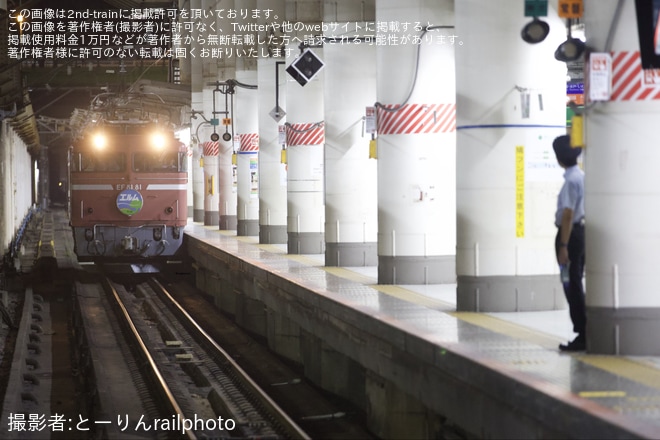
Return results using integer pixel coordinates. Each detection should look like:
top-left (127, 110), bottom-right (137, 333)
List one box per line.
top-left (183, 222), bottom-right (660, 439)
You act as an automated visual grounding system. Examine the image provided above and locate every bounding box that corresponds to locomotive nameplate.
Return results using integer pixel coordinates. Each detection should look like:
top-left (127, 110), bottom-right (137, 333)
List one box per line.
top-left (116, 184), bottom-right (143, 191)
top-left (117, 189), bottom-right (144, 216)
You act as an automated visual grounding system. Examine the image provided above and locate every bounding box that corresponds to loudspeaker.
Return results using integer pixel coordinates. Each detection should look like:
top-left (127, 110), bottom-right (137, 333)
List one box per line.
top-left (286, 48), bottom-right (325, 86)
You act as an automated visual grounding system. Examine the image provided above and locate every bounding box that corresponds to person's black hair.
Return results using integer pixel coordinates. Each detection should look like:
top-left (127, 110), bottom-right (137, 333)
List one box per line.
top-left (553, 135), bottom-right (582, 167)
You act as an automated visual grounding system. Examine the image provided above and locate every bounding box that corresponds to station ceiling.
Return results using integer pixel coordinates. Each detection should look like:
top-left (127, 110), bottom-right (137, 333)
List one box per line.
top-left (3, 0), bottom-right (188, 155)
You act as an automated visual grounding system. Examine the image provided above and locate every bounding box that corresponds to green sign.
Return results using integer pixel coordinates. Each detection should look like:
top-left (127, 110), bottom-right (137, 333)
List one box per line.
top-left (525, 0), bottom-right (548, 17)
top-left (565, 105), bottom-right (584, 128)
top-left (566, 106), bottom-right (574, 127)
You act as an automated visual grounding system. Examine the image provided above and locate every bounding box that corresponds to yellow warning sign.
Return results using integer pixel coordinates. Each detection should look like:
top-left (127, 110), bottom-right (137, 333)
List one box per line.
top-left (515, 146), bottom-right (525, 238)
top-left (222, 118), bottom-right (232, 126)
top-left (578, 391), bottom-right (626, 398)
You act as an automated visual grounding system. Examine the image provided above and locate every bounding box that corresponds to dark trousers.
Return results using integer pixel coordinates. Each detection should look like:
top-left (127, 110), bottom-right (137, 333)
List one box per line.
top-left (555, 224), bottom-right (586, 335)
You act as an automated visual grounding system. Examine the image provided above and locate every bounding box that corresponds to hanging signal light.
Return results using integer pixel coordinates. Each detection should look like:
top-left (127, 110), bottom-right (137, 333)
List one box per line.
top-left (555, 37), bottom-right (586, 62)
top-left (521, 17), bottom-right (550, 44)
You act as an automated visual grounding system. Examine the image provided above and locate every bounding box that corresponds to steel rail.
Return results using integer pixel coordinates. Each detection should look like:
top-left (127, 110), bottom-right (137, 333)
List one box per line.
top-left (102, 275), bottom-right (197, 440)
top-left (150, 278), bottom-right (312, 440)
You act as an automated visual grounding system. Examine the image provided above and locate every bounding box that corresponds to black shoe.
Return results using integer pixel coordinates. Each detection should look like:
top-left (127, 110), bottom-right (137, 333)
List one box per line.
top-left (559, 335), bottom-right (586, 352)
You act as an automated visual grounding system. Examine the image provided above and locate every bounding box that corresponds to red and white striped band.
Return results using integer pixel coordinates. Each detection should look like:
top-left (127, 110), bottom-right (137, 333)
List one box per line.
top-left (285, 122), bottom-right (325, 146)
top-left (376, 103), bottom-right (456, 135)
top-left (202, 141), bottom-right (219, 156)
top-left (611, 51), bottom-right (660, 101)
top-left (239, 133), bottom-right (259, 152)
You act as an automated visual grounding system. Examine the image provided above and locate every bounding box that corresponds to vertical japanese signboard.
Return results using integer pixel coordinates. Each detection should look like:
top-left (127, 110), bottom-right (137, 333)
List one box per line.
top-left (515, 146), bottom-right (525, 238)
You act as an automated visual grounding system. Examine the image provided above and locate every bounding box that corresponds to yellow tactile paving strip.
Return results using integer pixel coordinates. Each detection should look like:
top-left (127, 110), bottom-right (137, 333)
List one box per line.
top-left (369, 284), bottom-right (453, 310)
top-left (319, 266), bottom-right (660, 395)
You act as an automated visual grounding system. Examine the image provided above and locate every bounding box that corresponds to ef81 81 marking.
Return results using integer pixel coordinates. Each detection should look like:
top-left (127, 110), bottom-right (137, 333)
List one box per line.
top-left (69, 113), bottom-right (188, 262)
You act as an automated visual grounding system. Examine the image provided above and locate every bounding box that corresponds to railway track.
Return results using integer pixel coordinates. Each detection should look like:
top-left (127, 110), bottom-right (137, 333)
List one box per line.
top-left (0, 258), bottom-right (371, 439)
top-left (101, 274), bottom-right (311, 439)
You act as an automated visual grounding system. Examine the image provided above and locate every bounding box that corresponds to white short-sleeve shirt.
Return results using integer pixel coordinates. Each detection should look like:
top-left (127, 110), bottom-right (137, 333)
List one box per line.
top-left (555, 165), bottom-right (585, 227)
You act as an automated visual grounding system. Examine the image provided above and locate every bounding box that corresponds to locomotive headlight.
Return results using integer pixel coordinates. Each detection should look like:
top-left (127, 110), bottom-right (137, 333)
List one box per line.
top-left (91, 133), bottom-right (107, 150)
top-left (151, 132), bottom-right (166, 150)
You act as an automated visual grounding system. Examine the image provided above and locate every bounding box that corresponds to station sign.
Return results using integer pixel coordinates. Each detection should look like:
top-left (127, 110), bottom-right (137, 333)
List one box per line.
top-left (566, 82), bottom-right (584, 95)
top-left (278, 125), bottom-right (286, 145)
top-left (524, 0), bottom-right (548, 17)
top-left (567, 82), bottom-right (584, 106)
top-left (588, 52), bottom-right (612, 102)
top-left (558, 0), bottom-right (583, 18)
top-left (365, 106), bottom-right (376, 134)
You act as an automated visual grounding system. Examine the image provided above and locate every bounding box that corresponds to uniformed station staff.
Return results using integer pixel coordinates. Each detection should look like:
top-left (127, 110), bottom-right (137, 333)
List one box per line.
top-left (553, 134), bottom-right (586, 352)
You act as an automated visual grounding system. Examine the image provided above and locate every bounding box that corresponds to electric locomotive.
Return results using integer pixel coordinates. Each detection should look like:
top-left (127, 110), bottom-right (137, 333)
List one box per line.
top-left (69, 121), bottom-right (188, 262)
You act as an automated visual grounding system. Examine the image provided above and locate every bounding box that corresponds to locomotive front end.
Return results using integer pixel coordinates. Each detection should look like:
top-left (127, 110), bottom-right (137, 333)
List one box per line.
top-left (70, 123), bottom-right (188, 262)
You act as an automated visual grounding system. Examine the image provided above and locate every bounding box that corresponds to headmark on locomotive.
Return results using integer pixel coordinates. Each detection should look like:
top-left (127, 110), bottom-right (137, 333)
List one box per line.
top-left (70, 121), bottom-right (188, 262)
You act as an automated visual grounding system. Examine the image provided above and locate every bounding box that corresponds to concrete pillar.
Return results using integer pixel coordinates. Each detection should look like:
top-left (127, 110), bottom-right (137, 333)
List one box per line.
top-left (285, 123), bottom-right (325, 254)
top-left (190, 0), bottom-right (205, 222)
top-left (218, 133), bottom-right (237, 230)
top-left (173, 126), bottom-right (193, 218)
top-left (215, 2), bottom-right (238, 231)
top-left (257, 0), bottom-right (288, 244)
top-left (285, 46), bottom-right (325, 254)
top-left (584, 0), bottom-right (660, 355)
top-left (455, 0), bottom-right (568, 310)
top-left (257, 56), bottom-right (288, 244)
top-left (235, 70), bottom-right (260, 236)
top-left (237, 138), bottom-right (259, 235)
top-left (184, 134), bottom-right (194, 219)
top-left (323, 4), bottom-right (378, 267)
top-left (375, 0), bottom-right (456, 284)
top-left (202, 140), bottom-right (220, 225)
top-left (234, 0), bottom-right (259, 236)
top-left (191, 131), bottom-right (205, 222)
top-left (171, 3), bottom-right (193, 220)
